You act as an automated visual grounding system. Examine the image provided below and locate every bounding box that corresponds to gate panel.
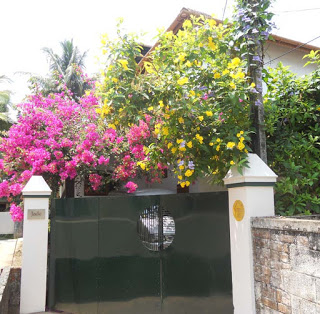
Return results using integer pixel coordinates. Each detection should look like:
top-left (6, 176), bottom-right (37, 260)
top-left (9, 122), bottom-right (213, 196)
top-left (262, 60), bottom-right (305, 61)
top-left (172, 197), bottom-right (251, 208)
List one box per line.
top-left (160, 192), bottom-right (233, 314)
top-left (49, 192), bottom-right (232, 314)
top-left (49, 198), bottom-right (99, 314)
top-left (98, 195), bottom-right (161, 314)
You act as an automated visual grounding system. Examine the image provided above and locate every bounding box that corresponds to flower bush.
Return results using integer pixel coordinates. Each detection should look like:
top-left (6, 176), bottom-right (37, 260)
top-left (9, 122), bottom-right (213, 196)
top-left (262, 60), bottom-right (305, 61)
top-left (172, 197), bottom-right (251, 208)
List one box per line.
top-left (0, 89), bottom-right (103, 220)
top-left (2, 15), bottom-right (258, 221)
top-left (96, 16), bottom-right (253, 187)
top-left (0, 86), bottom-right (158, 221)
top-left (264, 53), bottom-right (320, 215)
top-left (0, 84), bottom-right (149, 220)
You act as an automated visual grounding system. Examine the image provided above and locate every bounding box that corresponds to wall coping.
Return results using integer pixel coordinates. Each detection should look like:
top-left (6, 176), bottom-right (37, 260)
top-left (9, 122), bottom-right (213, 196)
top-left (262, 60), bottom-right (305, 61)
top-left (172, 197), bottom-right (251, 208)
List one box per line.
top-left (251, 216), bottom-right (320, 233)
top-left (22, 175), bottom-right (51, 196)
top-left (223, 153), bottom-right (277, 186)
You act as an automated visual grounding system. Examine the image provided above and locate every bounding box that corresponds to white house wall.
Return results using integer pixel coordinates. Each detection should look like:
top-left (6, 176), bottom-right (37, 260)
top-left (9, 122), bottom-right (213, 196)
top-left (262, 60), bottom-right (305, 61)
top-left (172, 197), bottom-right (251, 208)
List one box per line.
top-left (264, 42), bottom-right (317, 76)
top-left (0, 212), bottom-right (14, 234)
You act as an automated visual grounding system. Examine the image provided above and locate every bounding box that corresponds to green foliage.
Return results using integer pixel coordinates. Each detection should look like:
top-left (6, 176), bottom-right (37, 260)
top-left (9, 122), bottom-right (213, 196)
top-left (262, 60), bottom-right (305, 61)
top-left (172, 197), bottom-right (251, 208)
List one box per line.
top-left (96, 16), bottom-right (253, 186)
top-left (0, 75), bottom-right (13, 131)
top-left (233, 0), bottom-right (274, 57)
top-left (264, 57), bottom-right (320, 215)
top-left (97, 29), bottom-right (152, 124)
top-left (233, 0), bottom-right (274, 159)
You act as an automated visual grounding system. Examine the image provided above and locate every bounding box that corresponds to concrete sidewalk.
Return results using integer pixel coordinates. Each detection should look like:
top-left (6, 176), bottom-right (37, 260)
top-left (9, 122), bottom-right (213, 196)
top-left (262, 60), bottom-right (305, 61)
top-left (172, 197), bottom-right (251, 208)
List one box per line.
top-left (0, 238), bottom-right (17, 270)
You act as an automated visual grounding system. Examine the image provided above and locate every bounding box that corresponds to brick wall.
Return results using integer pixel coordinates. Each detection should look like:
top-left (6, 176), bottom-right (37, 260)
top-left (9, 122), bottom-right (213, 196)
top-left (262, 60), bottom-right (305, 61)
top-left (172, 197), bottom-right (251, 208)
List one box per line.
top-left (0, 267), bottom-right (21, 314)
top-left (252, 217), bottom-right (320, 314)
top-left (0, 267), bottom-right (10, 314)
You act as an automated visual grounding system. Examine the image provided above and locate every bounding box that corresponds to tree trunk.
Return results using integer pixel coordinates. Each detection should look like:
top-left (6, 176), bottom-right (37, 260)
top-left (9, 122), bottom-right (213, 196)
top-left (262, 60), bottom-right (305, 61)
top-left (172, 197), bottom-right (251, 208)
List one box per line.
top-left (249, 38), bottom-right (267, 163)
top-left (247, 0), bottom-right (268, 164)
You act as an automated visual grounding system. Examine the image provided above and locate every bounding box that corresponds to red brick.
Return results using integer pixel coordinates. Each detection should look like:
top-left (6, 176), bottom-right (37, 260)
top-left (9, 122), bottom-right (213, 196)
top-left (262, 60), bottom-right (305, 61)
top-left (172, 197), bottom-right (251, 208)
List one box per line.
top-left (297, 235), bottom-right (309, 247)
top-left (279, 234), bottom-right (295, 244)
top-left (271, 241), bottom-right (289, 253)
top-left (276, 290), bottom-right (282, 303)
top-left (261, 285), bottom-right (276, 300)
top-left (253, 228), bottom-right (271, 239)
top-left (254, 237), bottom-right (270, 248)
top-left (278, 303), bottom-right (291, 314)
top-left (261, 266), bottom-right (271, 284)
top-left (261, 297), bottom-right (278, 310)
top-left (280, 291), bottom-right (291, 306)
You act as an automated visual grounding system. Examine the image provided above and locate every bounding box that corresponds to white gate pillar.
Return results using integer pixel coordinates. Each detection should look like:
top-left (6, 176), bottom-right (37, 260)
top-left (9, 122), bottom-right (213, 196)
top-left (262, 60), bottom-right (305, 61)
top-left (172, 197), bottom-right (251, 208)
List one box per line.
top-left (223, 153), bottom-right (277, 314)
top-left (20, 176), bottom-right (51, 314)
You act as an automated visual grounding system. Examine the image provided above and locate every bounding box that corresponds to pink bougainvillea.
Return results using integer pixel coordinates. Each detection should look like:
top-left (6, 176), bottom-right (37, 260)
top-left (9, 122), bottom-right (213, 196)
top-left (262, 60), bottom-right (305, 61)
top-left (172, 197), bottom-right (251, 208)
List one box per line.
top-left (0, 88), bottom-right (163, 221)
top-left (9, 203), bottom-right (23, 222)
top-left (0, 92), bottom-right (101, 219)
top-left (0, 92), bottom-right (100, 184)
top-left (88, 174), bottom-right (103, 191)
top-left (125, 181), bottom-right (138, 193)
top-left (127, 120), bottom-right (150, 145)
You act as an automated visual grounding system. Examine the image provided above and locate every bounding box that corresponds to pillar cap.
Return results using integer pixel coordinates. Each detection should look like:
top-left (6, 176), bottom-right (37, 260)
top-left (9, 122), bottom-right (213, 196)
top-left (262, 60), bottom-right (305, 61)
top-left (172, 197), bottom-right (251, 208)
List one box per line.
top-left (223, 153), bottom-right (277, 187)
top-left (22, 176), bottom-right (52, 196)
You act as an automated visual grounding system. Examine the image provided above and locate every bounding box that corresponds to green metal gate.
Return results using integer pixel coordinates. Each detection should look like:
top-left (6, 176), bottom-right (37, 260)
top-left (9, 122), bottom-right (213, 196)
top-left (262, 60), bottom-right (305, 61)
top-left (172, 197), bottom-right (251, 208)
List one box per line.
top-left (49, 192), bottom-right (233, 313)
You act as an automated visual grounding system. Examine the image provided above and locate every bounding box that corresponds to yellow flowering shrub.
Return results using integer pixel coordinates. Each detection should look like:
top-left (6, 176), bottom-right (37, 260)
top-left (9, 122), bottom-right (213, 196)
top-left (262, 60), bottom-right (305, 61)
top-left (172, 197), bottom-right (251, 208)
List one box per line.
top-left (96, 16), bottom-right (252, 187)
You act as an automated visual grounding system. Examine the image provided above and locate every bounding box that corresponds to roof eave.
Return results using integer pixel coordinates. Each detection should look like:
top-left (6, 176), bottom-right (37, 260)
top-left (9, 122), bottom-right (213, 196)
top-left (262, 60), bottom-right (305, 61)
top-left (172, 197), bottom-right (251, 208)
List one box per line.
top-left (138, 7), bottom-right (320, 67)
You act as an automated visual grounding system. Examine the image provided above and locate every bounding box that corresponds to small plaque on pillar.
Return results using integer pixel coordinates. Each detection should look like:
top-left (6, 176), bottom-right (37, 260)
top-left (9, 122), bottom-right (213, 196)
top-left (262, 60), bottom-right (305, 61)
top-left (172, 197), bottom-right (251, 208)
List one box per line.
top-left (27, 209), bottom-right (45, 220)
top-left (233, 200), bottom-right (245, 221)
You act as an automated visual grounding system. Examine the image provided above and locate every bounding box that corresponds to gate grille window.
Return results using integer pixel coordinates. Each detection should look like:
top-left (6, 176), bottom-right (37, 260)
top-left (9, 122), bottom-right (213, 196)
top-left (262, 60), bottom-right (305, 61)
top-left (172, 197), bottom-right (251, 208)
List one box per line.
top-left (137, 205), bottom-right (175, 251)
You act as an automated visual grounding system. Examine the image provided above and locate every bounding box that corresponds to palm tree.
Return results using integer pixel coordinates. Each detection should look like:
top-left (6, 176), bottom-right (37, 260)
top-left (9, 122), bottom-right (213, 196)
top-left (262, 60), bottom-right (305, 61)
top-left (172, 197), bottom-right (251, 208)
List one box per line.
top-left (0, 75), bottom-right (13, 130)
top-left (44, 39), bottom-right (86, 73)
top-left (30, 39), bottom-right (89, 100)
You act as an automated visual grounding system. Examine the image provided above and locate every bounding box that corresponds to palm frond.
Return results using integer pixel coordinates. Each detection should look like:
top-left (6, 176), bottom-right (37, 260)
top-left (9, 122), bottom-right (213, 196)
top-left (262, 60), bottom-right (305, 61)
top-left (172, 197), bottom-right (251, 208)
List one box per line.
top-left (0, 112), bottom-right (9, 122)
top-left (77, 50), bottom-right (88, 69)
top-left (0, 75), bottom-right (12, 84)
top-left (0, 91), bottom-right (10, 106)
top-left (42, 47), bottom-right (65, 77)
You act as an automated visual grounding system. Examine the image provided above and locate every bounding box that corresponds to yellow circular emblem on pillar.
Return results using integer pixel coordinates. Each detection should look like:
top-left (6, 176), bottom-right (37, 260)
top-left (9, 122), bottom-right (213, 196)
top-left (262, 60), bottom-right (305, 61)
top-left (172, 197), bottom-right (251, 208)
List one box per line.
top-left (233, 200), bottom-right (245, 221)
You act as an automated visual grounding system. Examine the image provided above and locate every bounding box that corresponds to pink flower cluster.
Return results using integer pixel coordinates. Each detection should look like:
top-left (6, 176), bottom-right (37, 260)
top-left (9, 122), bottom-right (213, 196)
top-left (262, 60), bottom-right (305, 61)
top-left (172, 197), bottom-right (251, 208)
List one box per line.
top-left (127, 120), bottom-right (150, 145)
top-left (0, 92), bottom-right (117, 220)
top-left (0, 89), bottom-right (169, 220)
top-left (10, 204), bottom-right (23, 222)
top-left (111, 118), bottom-right (155, 185)
top-left (1, 94), bottom-right (96, 180)
top-left (88, 174), bottom-right (103, 191)
top-left (113, 154), bottom-right (136, 181)
top-left (125, 181), bottom-right (138, 193)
